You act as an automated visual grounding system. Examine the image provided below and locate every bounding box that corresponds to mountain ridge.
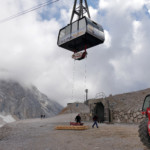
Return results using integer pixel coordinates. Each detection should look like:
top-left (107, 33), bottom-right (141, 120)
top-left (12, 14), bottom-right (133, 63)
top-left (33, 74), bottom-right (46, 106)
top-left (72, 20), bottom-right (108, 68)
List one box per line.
top-left (0, 80), bottom-right (63, 119)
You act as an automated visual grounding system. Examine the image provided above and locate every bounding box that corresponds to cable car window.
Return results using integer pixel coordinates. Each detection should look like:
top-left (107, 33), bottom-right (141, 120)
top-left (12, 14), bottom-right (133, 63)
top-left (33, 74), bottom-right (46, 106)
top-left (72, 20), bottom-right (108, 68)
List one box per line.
top-left (87, 19), bottom-right (99, 30)
top-left (92, 21), bottom-right (99, 29)
top-left (87, 24), bottom-right (94, 33)
top-left (79, 18), bottom-right (86, 30)
top-left (72, 21), bottom-right (78, 33)
top-left (98, 25), bottom-right (103, 32)
top-left (65, 25), bottom-right (71, 35)
top-left (59, 29), bottom-right (65, 39)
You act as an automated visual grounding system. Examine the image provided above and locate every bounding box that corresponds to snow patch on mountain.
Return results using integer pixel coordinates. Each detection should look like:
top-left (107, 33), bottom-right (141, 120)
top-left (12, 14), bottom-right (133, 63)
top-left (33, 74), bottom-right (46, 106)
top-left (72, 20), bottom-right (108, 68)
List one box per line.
top-left (0, 114), bottom-right (15, 127)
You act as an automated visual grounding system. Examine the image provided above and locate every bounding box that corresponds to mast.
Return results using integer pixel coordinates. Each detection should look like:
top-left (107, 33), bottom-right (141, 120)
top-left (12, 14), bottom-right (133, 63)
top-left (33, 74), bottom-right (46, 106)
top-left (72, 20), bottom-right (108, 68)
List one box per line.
top-left (70, 0), bottom-right (90, 23)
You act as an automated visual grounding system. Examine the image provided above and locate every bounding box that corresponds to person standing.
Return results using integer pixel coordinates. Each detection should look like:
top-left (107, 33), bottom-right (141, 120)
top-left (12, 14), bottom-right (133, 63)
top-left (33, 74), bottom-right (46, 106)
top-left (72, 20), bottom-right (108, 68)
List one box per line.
top-left (75, 114), bottom-right (81, 123)
top-left (92, 115), bottom-right (99, 128)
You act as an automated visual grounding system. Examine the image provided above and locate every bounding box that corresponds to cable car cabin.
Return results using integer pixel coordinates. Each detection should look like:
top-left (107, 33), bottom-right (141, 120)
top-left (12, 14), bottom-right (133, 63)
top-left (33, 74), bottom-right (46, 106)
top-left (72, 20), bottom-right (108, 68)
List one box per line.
top-left (57, 17), bottom-right (105, 53)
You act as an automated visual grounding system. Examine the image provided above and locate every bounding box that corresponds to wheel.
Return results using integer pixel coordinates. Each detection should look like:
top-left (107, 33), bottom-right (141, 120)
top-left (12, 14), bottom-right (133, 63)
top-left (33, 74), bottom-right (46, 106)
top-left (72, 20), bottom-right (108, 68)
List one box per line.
top-left (138, 118), bottom-right (150, 148)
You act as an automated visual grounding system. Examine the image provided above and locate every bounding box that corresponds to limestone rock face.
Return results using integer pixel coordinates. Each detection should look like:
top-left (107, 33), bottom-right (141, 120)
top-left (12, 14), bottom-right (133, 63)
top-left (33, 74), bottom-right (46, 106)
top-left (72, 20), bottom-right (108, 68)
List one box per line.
top-left (0, 80), bottom-right (63, 119)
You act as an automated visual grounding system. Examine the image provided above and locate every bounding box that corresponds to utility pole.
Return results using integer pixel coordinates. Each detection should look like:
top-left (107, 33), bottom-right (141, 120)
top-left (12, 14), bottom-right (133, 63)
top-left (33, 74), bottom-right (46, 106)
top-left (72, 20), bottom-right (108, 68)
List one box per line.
top-left (85, 89), bottom-right (88, 104)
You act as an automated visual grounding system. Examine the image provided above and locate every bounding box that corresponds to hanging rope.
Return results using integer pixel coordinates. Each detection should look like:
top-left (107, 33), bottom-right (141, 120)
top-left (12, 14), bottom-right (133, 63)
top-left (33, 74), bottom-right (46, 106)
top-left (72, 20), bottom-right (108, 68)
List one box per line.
top-left (84, 57), bottom-right (87, 102)
top-left (71, 56), bottom-right (88, 103)
top-left (71, 60), bottom-right (76, 102)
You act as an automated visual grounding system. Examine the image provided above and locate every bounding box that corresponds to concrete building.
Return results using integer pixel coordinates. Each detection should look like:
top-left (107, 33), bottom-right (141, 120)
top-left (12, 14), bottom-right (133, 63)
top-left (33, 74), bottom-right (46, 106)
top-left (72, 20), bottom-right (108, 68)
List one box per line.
top-left (87, 88), bottom-right (150, 123)
top-left (62, 88), bottom-right (150, 124)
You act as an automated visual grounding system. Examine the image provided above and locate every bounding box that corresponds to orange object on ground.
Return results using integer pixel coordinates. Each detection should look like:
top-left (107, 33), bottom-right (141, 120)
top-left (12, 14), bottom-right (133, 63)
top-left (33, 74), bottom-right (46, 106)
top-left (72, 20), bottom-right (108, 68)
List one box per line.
top-left (55, 125), bottom-right (88, 130)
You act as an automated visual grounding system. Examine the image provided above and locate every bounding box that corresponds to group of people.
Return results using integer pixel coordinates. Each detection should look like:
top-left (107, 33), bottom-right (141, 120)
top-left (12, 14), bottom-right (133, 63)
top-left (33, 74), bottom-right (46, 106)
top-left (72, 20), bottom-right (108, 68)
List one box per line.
top-left (41, 114), bottom-right (46, 119)
top-left (75, 114), bottom-right (99, 128)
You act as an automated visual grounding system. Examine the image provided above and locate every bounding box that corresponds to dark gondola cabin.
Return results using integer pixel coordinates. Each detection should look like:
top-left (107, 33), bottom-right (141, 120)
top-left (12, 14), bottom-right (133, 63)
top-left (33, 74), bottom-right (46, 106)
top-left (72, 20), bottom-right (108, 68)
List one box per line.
top-left (57, 16), bottom-right (105, 53)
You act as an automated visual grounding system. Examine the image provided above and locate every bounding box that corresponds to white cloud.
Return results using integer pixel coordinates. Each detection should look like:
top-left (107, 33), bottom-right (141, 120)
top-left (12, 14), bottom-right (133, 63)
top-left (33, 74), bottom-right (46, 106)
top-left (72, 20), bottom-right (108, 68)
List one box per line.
top-left (131, 20), bottom-right (143, 54)
top-left (99, 0), bottom-right (145, 12)
top-left (96, 0), bottom-right (150, 94)
top-left (103, 30), bottom-right (112, 48)
top-left (0, 0), bottom-right (150, 106)
top-left (146, 1), bottom-right (150, 13)
top-left (59, 8), bottom-right (72, 24)
top-left (89, 6), bottom-right (98, 20)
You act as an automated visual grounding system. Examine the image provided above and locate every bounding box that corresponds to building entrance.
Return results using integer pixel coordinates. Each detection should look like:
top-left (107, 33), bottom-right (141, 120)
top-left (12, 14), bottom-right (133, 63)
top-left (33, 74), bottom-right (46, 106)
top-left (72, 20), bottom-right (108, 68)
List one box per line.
top-left (94, 102), bottom-right (104, 123)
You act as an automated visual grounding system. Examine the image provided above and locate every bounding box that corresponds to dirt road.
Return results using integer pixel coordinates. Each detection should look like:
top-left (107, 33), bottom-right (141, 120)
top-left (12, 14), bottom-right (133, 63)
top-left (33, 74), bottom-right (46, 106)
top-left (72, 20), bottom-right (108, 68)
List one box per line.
top-left (0, 114), bottom-right (147, 150)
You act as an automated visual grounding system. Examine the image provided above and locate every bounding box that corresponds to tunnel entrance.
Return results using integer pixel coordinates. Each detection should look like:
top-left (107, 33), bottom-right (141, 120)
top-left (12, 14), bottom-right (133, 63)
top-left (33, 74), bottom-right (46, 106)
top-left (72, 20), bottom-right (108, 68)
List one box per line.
top-left (94, 102), bottom-right (104, 123)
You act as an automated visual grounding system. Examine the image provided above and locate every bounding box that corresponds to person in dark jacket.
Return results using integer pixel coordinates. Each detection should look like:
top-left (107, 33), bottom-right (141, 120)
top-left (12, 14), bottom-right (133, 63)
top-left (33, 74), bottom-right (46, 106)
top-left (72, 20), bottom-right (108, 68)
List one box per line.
top-left (75, 114), bottom-right (81, 123)
top-left (92, 115), bottom-right (99, 128)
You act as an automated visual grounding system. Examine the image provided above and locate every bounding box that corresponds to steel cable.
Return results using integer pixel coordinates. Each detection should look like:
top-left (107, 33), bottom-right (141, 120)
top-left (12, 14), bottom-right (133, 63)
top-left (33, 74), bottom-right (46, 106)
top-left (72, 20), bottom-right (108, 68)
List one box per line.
top-left (84, 57), bottom-right (87, 102)
top-left (71, 60), bottom-right (76, 102)
top-left (0, 0), bottom-right (59, 23)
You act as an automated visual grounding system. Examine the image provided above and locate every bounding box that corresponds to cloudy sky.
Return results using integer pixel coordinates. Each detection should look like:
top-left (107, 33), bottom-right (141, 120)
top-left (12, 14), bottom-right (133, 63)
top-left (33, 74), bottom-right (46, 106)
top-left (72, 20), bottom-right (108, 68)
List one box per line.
top-left (0, 0), bottom-right (150, 106)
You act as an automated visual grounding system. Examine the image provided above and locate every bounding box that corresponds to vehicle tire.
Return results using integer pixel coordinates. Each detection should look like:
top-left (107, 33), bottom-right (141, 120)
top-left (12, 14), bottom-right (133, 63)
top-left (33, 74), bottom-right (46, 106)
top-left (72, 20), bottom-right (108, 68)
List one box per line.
top-left (138, 118), bottom-right (150, 148)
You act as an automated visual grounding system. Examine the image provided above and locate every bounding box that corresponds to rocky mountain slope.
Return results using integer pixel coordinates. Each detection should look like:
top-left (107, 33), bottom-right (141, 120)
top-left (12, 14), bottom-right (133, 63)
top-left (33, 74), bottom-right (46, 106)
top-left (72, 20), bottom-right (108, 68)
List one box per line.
top-left (0, 80), bottom-right (63, 119)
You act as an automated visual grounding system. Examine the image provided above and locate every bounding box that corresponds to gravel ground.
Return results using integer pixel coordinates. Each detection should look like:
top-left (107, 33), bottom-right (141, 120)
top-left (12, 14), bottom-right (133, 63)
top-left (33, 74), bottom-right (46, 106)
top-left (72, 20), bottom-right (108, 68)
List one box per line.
top-left (0, 113), bottom-right (148, 150)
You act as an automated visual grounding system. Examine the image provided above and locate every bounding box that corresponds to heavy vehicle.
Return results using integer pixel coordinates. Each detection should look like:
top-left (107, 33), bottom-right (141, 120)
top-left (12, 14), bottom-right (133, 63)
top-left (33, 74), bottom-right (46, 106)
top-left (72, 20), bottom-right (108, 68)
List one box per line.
top-left (139, 94), bottom-right (150, 148)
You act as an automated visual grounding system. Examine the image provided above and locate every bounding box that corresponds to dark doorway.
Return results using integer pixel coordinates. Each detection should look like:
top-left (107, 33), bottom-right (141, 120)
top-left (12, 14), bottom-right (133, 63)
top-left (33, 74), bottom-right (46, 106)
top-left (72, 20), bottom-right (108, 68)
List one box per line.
top-left (94, 102), bottom-right (104, 123)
